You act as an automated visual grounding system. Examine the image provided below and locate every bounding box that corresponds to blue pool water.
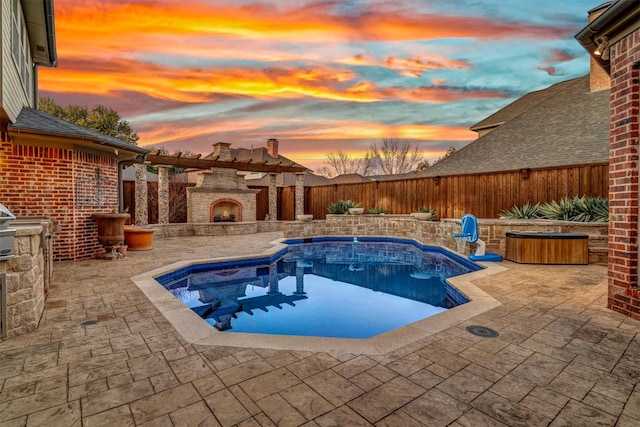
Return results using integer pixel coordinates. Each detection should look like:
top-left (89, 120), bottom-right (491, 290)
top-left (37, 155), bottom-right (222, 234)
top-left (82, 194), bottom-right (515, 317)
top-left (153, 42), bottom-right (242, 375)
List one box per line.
top-left (156, 238), bottom-right (480, 339)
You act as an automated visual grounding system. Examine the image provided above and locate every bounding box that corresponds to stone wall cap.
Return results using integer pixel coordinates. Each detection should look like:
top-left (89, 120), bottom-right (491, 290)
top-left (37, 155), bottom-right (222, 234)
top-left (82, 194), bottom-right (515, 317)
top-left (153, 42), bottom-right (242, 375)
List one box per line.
top-left (13, 225), bottom-right (43, 236)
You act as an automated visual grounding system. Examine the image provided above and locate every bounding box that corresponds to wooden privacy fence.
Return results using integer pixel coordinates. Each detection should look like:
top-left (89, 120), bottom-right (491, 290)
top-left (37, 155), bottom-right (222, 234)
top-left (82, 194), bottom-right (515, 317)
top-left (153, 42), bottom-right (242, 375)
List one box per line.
top-left (289, 163), bottom-right (609, 221)
top-left (124, 163), bottom-right (608, 222)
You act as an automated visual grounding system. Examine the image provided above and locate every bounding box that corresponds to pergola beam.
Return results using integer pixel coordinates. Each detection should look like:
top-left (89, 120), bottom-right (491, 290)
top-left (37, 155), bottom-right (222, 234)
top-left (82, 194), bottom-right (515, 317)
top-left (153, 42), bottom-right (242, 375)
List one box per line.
top-left (145, 154), bottom-right (307, 173)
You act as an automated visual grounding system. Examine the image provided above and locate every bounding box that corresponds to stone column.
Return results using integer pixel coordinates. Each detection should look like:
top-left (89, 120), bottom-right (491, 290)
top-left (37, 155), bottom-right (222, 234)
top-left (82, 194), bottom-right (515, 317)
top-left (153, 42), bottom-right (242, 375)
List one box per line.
top-left (268, 263), bottom-right (279, 294)
top-left (268, 173), bottom-right (278, 221)
top-left (295, 265), bottom-right (306, 295)
top-left (295, 172), bottom-right (305, 218)
top-left (158, 166), bottom-right (170, 224)
top-left (134, 163), bottom-right (148, 225)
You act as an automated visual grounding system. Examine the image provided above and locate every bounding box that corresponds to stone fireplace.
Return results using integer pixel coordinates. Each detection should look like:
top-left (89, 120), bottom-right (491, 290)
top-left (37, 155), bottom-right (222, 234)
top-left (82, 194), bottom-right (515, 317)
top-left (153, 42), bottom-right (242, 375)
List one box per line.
top-left (210, 198), bottom-right (242, 222)
top-left (187, 166), bottom-right (259, 223)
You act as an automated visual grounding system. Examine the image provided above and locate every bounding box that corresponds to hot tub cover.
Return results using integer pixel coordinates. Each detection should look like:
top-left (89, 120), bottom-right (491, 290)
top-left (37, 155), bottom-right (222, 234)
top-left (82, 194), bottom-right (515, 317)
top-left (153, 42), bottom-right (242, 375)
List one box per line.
top-left (506, 231), bottom-right (588, 239)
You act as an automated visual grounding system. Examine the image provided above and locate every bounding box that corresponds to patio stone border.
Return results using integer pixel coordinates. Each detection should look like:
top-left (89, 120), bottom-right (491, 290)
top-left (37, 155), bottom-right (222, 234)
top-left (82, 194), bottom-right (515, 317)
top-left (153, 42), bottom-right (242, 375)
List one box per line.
top-left (131, 238), bottom-right (504, 355)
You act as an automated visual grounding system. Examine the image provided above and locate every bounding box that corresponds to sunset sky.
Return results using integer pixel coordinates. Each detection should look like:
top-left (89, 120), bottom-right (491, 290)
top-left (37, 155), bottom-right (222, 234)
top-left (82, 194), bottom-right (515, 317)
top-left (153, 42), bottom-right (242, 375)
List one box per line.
top-left (39, 0), bottom-right (598, 172)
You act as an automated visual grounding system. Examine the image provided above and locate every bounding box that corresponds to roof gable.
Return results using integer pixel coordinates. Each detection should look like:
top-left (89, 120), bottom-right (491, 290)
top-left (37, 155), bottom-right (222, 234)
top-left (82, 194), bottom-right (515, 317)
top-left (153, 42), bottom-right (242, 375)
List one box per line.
top-left (421, 76), bottom-right (609, 177)
top-left (470, 80), bottom-right (571, 132)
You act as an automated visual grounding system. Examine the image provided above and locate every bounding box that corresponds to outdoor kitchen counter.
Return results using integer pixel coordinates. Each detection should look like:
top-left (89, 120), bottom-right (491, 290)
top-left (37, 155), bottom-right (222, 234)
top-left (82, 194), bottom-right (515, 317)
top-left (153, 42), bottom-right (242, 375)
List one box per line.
top-left (0, 224), bottom-right (46, 338)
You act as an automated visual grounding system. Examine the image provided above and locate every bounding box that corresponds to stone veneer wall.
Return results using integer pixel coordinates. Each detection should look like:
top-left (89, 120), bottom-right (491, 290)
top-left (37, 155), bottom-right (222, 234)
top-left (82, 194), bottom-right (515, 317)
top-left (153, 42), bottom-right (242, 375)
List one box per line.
top-left (0, 225), bottom-right (45, 338)
top-left (150, 220), bottom-right (282, 238)
top-left (283, 215), bottom-right (608, 264)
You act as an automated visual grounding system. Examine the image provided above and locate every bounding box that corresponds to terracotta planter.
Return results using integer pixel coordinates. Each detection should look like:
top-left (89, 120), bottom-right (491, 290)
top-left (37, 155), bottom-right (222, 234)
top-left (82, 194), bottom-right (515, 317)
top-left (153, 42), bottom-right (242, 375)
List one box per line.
top-left (92, 212), bottom-right (130, 259)
top-left (92, 212), bottom-right (130, 247)
top-left (124, 227), bottom-right (155, 251)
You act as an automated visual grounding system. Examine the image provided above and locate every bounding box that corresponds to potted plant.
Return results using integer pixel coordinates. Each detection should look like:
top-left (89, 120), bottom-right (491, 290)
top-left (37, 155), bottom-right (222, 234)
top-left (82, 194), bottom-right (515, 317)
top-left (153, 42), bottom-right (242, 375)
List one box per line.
top-left (413, 207), bottom-right (436, 221)
top-left (347, 200), bottom-right (364, 215)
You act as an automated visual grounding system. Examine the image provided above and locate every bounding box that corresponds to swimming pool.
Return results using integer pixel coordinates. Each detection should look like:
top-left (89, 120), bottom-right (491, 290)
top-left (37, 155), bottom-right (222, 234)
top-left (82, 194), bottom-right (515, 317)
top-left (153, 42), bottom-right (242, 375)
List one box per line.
top-left (156, 237), bottom-right (480, 339)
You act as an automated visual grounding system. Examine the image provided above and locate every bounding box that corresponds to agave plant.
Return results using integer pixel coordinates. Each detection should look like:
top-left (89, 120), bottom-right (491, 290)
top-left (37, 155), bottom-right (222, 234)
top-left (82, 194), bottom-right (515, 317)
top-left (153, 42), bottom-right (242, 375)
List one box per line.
top-left (583, 197), bottom-right (609, 222)
top-left (369, 207), bottom-right (388, 214)
top-left (538, 197), bottom-right (581, 221)
top-left (537, 196), bottom-right (609, 222)
top-left (419, 207), bottom-right (436, 214)
top-left (327, 199), bottom-right (360, 214)
top-left (344, 200), bottom-right (361, 209)
top-left (500, 202), bottom-right (541, 219)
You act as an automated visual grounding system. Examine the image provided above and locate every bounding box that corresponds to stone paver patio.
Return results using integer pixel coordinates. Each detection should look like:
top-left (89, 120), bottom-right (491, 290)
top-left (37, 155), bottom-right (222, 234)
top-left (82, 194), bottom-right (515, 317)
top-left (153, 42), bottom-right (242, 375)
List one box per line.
top-left (1, 231), bottom-right (639, 426)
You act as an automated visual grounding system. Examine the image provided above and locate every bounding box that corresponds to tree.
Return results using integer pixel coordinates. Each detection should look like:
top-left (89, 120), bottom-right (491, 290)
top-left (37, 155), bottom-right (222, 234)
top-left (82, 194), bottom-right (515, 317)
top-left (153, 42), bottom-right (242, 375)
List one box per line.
top-left (368, 138), bottom-right (423, 175)
top-left (319, 139), bottom-right (427, 177)
top-left (415, 146), bottom-right (457, 173)
top-left (318, 150), bottom-right (373, 178)
top-left (39, 97), bottom-right (139, 144)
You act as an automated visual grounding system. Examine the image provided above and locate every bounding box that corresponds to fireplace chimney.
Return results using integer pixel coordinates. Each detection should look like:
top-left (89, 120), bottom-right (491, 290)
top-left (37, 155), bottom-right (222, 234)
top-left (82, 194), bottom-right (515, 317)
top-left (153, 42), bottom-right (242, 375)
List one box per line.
top-left (267, 138), bottom-right (278, 158)
top-left (212, 142), bottom-right (232, 160)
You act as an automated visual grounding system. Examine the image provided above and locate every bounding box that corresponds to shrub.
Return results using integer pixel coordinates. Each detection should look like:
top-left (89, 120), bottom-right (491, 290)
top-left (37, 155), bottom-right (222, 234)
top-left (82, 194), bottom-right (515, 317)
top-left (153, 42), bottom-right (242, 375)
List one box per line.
top-left (501, 197), bottom-right (608, 222)
top-left (369, 207), bottom-right (388, 214)
top-left (500, 202), bottom-right (541, 219)
top-left (328, 200), bottom-right (360, 214)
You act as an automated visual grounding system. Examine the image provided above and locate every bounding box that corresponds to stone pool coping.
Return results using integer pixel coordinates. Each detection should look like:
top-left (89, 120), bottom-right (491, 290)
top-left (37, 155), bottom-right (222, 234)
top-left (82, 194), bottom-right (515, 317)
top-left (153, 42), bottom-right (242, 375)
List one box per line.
top-left (131, 238), bottom-right (505, 355)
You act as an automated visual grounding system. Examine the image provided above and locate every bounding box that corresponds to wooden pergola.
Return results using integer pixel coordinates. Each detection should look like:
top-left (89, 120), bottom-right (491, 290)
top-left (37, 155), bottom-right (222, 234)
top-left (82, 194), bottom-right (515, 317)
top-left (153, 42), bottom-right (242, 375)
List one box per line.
top-left (145, 150), bottom-right (307, 174)
top-left (133, 150), bottom-right (307, 225)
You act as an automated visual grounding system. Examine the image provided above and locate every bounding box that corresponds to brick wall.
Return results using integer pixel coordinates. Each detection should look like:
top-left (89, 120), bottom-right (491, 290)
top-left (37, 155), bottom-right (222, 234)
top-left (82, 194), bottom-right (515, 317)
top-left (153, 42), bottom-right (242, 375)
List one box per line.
top-left (0, 140), bottom-right (119, 261)
top-left (607, 29), bottom-right (640, 318)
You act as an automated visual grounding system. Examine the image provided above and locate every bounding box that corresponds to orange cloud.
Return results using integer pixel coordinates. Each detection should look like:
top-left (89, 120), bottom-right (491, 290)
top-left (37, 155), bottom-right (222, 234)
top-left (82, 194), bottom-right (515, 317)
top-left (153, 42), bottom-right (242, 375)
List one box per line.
top-left (341, 54), bottom-right (471, 78)
top-left (136, 114), bottom-right (474, 151)
top-left (53, 0), bottom-right (570, 61)
top-left (41, 56), bottom-right (508, 106)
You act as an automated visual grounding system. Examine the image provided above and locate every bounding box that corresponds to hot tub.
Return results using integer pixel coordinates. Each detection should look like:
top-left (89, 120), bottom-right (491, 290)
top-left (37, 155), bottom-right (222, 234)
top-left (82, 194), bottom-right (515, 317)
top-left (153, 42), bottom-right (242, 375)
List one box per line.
top-left (505, 231), bottom-right (589, 265)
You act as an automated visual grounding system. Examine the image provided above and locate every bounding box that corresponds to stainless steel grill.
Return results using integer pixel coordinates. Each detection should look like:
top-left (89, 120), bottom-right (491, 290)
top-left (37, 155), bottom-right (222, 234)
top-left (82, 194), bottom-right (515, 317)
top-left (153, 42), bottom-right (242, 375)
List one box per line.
top-left (0, 273), bottom-right (5, 337)
top-left (0, 203), bottom-right (16, 261)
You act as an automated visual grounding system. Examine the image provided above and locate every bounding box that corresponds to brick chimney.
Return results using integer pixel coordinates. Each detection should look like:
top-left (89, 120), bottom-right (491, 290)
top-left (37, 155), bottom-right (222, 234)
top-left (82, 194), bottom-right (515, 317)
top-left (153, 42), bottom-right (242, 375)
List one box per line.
top-left (267, 138), bottom-right (278, 158)
top-left (587, 5), bottom-right (611, 92)
top-left (212, 142), bottom-right (232, 160)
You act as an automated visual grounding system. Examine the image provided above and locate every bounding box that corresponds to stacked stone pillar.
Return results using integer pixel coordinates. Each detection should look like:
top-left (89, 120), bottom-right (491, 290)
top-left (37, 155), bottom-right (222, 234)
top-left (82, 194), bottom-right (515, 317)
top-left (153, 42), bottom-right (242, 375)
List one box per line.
top-left (295, 172), bottom-right (305, 218)
top-left (158, 166), bottom-right (170, 224)
top-left (134, 163), bottom-right (148, 225)
top-left (268, 173), bottom-right (277, 220)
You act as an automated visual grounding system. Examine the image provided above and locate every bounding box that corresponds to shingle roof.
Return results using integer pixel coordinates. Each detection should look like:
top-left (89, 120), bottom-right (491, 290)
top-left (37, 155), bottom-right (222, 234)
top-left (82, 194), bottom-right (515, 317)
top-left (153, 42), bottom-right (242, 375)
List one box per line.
top-left (328, 173), bottom-right (372, 184)
top-left (8, 107), bottom-right (149, 155)
top-left (247, 171), bottom-right (331, 187)
top-left (470, 80), bottom-right (569, 132)
top-left (420, 76), bottom-right (609, 177)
